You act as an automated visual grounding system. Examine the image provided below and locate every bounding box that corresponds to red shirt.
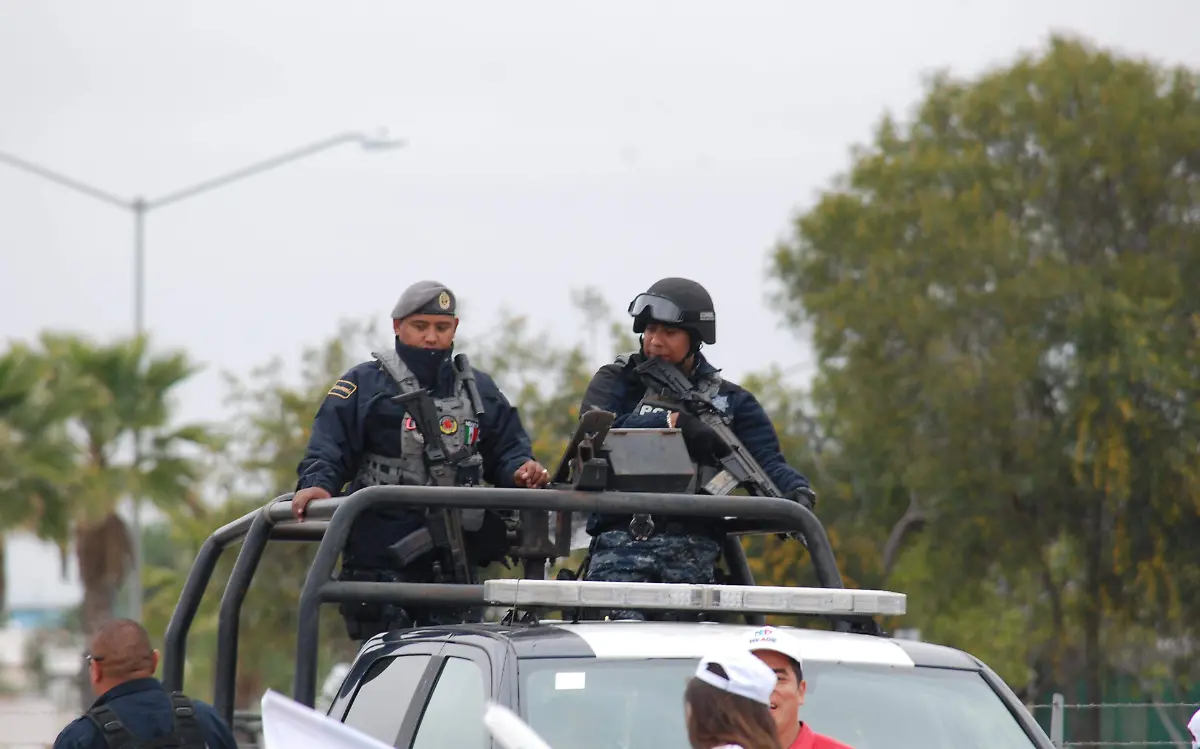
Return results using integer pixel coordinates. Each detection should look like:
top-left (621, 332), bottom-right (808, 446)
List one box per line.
top-left (787, 722), bottom-right (856, 749)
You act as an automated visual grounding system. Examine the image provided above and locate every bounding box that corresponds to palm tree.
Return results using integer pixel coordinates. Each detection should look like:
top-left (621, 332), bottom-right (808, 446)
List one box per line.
top-left (0, 344), bottom-right (76, 613)
top-left (40, 333), bottom-right (218, 636)
top-left (142, 323), bottom-right (374, 707)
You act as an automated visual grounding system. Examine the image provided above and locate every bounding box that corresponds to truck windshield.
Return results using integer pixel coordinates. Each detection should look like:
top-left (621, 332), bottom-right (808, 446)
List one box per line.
top-left (518, 658), bottom-right (1040, 749)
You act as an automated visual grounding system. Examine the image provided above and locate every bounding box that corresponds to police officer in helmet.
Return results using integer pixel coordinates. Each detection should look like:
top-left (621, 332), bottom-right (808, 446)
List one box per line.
top-left (578, 278), bottom-right (815, 616)
top-left (291, 280), bottom-right (550, 640)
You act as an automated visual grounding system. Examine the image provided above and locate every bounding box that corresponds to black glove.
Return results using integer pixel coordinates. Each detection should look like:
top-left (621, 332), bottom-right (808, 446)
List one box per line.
top-left (777, 486), bottom-right (817, 542)
top-left (674, 411), bottom-right (732, 464)
top-left (788, 486), bottom-right (817, 511)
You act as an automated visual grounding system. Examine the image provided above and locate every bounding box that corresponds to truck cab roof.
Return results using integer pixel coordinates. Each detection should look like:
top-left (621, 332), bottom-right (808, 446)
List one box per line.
top-left (325, 619), bottom-right (1050, 749)
top-left (361, 619), bottom-right (976, 669)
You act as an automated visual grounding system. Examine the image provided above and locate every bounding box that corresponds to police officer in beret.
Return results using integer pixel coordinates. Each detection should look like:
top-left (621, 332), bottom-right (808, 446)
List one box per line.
top-left (578, 277), bottom-right (816, 619)
top-left (292, 280), bottom-right (550, 640)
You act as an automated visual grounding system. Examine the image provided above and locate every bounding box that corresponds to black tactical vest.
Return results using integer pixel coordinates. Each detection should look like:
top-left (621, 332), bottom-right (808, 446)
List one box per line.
top-left (614, 351), bottom-right (727, 494)
top-left (85, 692), bottom-right (208, 749)
top-left (355, 347), bottom-right (482, 490)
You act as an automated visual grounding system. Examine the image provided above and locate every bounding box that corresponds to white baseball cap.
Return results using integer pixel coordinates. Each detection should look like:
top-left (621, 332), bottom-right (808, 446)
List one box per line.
top-left (745, 626), bottom-right (805, 673)
top-left (1187, 707), bottom-right (1198, 749)
top-left (694, 648), bottom-right (778, 707)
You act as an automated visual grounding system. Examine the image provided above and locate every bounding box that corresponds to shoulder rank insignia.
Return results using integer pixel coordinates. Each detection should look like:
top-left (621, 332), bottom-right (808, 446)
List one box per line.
top-left (328, 380), bottom-right (357, 400)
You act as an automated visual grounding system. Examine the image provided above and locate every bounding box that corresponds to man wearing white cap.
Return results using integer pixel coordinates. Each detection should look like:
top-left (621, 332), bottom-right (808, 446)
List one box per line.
top-left (1188, 706), bottom-right (1198, 749)
top-left (745, 626), bottom-right (854, 749)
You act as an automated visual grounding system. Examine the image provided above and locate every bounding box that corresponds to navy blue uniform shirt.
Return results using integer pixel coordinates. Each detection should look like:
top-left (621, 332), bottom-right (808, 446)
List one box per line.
top-left (580, 350), bottom-right (812, 503)
top-left (296, 340), bottom-right (535, 567)
top-left (54, 677), bottom-right (236, 749)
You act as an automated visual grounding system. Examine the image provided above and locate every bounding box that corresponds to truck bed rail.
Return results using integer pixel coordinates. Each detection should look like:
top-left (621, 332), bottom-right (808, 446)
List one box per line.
top-left (163, 484), bottom-right (857, 724)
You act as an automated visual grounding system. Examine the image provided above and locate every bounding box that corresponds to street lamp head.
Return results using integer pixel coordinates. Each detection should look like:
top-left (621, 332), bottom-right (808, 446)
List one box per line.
top-left (358, 128), bottom-right (407, 151)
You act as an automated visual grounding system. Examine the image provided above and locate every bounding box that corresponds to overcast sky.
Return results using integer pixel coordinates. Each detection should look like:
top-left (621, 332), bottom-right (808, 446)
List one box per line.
top-left (2, 1), bottom-right (1197, 603)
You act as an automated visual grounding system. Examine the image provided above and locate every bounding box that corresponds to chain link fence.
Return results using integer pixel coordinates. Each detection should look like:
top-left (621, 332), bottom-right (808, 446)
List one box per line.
top-left (1032, 695), bottom-right (1199, 748)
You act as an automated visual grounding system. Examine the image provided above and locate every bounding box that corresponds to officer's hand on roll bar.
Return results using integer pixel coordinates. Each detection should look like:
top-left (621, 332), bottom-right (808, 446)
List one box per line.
top-left (776, 486), bottom-right (817, 541)
top-left (513, 459), bottom-right (551, 488)
top-left (289, 461), bottom-right (550, 523)
top-left (291, 487), bottom-right (331, 521)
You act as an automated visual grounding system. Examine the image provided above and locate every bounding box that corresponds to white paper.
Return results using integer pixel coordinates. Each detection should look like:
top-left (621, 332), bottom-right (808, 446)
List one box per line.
top-left (554, 671), bottom-right (586, 690)
top-left (260, 689), bottom-right (396, 749)
top-left (483, 702), bottom-right (557, 749)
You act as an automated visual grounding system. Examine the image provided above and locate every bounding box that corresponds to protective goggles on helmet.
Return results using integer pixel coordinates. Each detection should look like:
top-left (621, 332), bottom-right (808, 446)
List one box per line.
top-left (627, 293), bottom-right (709, 325)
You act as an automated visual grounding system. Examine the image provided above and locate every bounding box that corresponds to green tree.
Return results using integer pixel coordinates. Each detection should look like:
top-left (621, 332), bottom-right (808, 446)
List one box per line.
top-left (464, 289), bottom-right (637, 471)
top-left (37, 333), bottom-right (218, 636)
top-left (770, 34), bottom-right (1200, 737)
top-left (736, 368), bottom-right (879, 591)
top-left (142, 320), bottom-right (377, 708)
top-left (0, 344), bottom-right (75, 612)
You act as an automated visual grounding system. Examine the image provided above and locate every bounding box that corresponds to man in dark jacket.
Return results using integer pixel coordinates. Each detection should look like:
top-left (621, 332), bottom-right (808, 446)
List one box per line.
top-left (291, 280), bottom-right (549, 639)
top-left (579, 277), bottom-right (815, 617)
top-left (54, 619), bottom-right (236, 749)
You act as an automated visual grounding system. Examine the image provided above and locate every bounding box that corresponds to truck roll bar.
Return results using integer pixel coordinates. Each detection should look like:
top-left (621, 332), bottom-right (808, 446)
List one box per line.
top-left (164, 424), bottom-right (868, 724)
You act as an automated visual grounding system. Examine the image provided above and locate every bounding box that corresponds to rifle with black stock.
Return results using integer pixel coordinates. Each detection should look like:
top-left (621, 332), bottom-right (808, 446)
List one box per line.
top-left (633, 356), bottom-right (784, 499)
top-left (389, 388), bottom-right (475, 586)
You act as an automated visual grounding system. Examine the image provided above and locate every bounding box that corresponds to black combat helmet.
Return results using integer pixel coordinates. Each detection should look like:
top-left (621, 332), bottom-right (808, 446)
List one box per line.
top-left (627, 277), bottom-right (716, 345)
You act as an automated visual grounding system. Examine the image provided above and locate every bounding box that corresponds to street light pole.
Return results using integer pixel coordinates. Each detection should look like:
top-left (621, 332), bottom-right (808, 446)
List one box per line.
top-left (0, 129), bottom-right (405, 620)
top-left (134, 199), bottom-right (147, 336)
top-left (131, 198), bottom-right (147, 621)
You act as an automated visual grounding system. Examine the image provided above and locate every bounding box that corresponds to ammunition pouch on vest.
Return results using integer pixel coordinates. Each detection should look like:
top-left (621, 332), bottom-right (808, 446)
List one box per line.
top-left (591, 515), bottom-right (721, 540)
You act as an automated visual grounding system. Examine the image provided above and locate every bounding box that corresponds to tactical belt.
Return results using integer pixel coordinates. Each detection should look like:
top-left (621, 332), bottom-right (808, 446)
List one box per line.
top-left (593, 515), bottom-right (720, 539)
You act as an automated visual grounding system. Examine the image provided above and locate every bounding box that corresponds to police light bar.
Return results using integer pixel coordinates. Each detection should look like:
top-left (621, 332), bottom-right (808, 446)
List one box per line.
top-left (482, 579), bottom-right (906, 617)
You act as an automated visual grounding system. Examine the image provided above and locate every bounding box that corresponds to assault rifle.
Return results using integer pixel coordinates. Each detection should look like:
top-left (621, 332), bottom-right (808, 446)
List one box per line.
top-left (633, 356), bottom-right (783, 499)
top-left (389, 388), bottom-right (475, 586)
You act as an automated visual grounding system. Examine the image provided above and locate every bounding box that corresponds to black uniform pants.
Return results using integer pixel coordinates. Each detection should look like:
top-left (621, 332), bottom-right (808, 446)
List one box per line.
top-left (336, 559), bottom-right (484, 642)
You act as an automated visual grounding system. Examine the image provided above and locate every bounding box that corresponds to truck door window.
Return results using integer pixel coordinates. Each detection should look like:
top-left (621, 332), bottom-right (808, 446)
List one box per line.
top-left (411, 657), bottom-right (487, 749)
top-left (343, 654), bottom-right (433, 746)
